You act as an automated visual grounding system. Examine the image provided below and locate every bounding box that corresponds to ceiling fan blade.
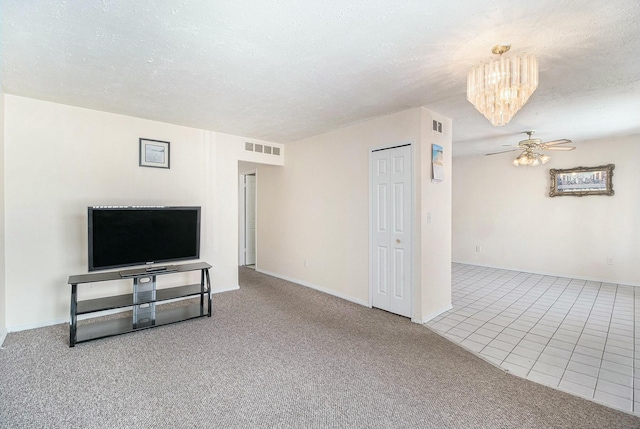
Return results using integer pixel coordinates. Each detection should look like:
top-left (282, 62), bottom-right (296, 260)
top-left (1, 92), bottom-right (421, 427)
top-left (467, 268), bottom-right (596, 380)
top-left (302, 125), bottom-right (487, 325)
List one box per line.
top-left (485, 149), bottom-right (518, 156)
top-left (543, 139), bottom-right (572, 146)
top-left (543, 146), bottom-right (575, 151)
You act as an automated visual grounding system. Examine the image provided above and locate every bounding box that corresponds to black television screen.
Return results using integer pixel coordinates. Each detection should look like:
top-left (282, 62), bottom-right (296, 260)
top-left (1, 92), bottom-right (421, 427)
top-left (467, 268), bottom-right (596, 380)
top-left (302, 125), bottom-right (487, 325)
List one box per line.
top-left (88, 206), bottom-right (201, 271)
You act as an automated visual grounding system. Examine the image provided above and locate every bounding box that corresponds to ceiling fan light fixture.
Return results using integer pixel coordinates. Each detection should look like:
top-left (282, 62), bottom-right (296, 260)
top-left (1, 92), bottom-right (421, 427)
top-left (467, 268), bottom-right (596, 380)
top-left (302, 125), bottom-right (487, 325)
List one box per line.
top-left (486, 130), bottom-right (573, 165)
top-left (467, 45), bottom-right (539, 126)
top-left (513, 150), bottom-right (549, 167)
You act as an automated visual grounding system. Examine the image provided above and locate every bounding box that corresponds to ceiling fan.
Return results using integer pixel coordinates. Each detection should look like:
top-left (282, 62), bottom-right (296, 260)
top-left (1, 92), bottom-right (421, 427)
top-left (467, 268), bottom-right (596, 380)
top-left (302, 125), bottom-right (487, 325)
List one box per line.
top-left (485, 131), bottom-right (575, 166)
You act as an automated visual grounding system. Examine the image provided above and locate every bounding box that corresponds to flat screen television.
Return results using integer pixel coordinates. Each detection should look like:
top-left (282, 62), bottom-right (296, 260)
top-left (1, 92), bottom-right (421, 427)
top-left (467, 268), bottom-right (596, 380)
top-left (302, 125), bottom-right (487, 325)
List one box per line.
top-left (88, 206), bottom-right (201, 272)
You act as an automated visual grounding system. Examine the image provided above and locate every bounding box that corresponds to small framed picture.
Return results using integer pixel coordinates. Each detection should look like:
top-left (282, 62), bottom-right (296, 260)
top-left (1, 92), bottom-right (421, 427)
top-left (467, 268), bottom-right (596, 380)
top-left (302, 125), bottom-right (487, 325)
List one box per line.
top-left (431, 144), bottom-right (444, 183)
top-left (139, 138), bottom-right (170, 169)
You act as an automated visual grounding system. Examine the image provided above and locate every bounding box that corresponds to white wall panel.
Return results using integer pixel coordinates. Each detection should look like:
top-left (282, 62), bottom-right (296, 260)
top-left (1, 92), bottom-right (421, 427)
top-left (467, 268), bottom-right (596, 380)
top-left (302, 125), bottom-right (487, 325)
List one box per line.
top-left (0, 90), bottom-right (6, 343)
top-left (255, 107), bottom-right (452, 322)
top-left (453, 135), bottom-right (640, 286)
top-left (3, 96), bottom-right (282, 330)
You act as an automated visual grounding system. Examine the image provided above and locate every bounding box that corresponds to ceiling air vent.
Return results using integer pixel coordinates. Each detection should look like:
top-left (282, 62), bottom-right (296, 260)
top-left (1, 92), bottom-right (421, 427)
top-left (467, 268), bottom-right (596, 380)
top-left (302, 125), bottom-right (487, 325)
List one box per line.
top-left (244, 142), bottom-right (282, 156)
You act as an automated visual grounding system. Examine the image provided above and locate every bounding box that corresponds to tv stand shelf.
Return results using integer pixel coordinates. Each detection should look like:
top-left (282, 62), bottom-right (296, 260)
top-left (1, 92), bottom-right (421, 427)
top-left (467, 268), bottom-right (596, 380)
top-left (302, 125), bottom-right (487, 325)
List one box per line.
top-left (68, 262), bottom-right (211, 347)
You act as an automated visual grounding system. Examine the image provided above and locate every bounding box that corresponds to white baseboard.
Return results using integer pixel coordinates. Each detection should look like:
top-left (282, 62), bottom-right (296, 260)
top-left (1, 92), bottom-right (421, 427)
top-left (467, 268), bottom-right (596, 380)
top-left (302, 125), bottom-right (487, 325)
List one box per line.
top-left (7, 317), bottom-right (68, 333)
top-left (255, 268), bottom-right (370, 308)
top-left (214, 284), bottom-right (240, 293)
top-left (0, 327), bottom-right (7, 347)
top-left (417, 304), bottom-right (453, 324)
top-left (452, 260), bottom-right (639, 287)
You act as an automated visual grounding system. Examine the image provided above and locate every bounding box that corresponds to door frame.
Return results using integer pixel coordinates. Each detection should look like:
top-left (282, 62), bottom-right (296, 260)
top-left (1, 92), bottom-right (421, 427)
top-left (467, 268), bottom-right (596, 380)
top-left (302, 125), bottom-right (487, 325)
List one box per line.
top-left (238, 170), bottom-right (257, 267)
top-left (368, 142), bottom-right (415, 319)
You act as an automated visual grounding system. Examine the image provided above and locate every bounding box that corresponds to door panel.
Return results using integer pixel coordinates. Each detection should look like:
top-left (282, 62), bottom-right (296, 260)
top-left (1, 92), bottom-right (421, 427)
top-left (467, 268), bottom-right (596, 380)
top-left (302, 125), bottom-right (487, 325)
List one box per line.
top-left (377, 184), bottom-right (387, 232)
top-left (393, 182), bottom-right (404, 232)
top-left (393, 248), bottom-right (405, 299)
top-left (371, 145), bottom-right (412, 318)
top-left (377, 247), bottom-right (388, 294)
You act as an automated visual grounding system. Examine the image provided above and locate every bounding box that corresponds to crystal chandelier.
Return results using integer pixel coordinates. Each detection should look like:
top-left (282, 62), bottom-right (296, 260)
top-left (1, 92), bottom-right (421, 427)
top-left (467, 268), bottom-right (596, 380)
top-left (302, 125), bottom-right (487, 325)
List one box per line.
top-left (467, 45), bottom-right (539, 126)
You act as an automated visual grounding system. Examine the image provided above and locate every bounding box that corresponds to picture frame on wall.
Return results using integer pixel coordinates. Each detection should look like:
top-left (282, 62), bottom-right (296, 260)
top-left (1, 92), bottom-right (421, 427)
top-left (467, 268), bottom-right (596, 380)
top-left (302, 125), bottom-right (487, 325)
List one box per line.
top-left (139, 138), bottom-right (170, 169)
top-left (549, 164), bottom-right (614, 197)
top-left (431, 144), bottom-right (444, 183)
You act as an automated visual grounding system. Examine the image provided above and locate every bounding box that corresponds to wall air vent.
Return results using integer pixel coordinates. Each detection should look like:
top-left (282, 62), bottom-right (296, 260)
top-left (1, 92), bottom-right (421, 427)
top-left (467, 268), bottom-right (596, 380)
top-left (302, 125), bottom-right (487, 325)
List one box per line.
top-left (244, 142), bottom-right (282, 156)
top-left (432, 120), bottom-right (442, 133)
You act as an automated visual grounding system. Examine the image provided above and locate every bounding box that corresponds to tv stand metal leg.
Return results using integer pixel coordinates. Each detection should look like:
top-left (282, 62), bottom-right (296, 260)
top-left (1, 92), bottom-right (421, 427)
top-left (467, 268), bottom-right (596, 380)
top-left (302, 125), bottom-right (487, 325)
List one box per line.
top-left (70, 284), bottom-right (78, 347)
top-left (204, 268), bottom-right (212, 317)
top-left (200, 269), bottom-right (204, 315)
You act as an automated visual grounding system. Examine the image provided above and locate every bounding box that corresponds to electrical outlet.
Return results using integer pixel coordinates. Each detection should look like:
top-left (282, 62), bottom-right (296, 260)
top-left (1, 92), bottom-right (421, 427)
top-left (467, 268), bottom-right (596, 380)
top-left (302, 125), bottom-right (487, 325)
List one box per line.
top-left (475, 245), bottom-right (481, 253)
top-left (607, 257), bottom-right (614, 265)
top-left (304, 259), bottom-right (308, 268)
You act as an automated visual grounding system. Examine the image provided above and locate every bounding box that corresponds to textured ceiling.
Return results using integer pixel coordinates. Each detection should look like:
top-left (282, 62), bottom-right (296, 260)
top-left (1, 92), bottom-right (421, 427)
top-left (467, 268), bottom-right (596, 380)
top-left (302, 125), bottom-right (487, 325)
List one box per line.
top-left (2, 1), bottom-right (639, 156)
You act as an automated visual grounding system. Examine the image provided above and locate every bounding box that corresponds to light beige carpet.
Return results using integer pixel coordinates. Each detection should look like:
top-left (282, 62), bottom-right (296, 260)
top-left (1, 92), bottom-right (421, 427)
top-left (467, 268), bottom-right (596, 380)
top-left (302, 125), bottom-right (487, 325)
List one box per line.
top-left (1, 267), bottom-right (639, 428)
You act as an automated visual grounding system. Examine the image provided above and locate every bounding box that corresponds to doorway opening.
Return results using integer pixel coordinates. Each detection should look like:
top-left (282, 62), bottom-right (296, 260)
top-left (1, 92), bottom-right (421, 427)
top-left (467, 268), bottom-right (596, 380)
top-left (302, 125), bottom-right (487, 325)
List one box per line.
top-left (239, 170), bottom-right (256, 268)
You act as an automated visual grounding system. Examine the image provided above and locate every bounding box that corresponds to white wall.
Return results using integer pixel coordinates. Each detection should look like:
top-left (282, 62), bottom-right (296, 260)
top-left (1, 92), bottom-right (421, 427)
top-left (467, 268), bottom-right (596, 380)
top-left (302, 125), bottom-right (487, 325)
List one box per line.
top-left (453, 134), bottom-right (640, 286)
top-left (0, 89), bottom-right (6, 345)
top-left (255, 107), bottom-right (452, 322)
top-left (4, 95), bottom-right (282, 330)
top-left (419, 109), bottom-right (453, 320)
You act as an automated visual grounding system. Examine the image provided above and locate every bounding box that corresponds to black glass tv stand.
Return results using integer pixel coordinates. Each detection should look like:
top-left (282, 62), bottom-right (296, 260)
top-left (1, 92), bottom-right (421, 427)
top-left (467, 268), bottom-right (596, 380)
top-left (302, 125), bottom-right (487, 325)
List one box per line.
top-left (68, 262), bottom-right (211, 347)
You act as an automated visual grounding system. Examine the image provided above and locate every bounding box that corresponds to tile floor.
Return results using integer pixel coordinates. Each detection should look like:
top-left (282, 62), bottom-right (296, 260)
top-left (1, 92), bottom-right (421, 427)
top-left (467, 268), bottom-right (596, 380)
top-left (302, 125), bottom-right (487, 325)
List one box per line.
top-left (426, 263), bottom-right (640, 415)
